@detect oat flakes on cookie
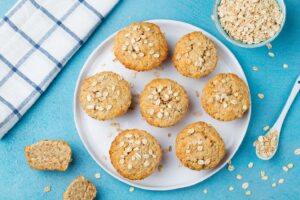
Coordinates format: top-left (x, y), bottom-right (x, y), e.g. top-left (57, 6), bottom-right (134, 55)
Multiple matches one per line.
top-left (173, 32), bottom-right (218, 78)
top-left (201, 73), bottom-right (250, 121)
top-left (109, 129), bottom-right (162, 180)
top-left (79, 71), bottom-right (131, 121)
top-left (140, 78), bottom-right (189, 127)
top-left (63, 176), bottom-right (96, 200)
top-left (176, 121), bottom-right (225, 170)
top-left (114, 22), bottom-right (168, 71)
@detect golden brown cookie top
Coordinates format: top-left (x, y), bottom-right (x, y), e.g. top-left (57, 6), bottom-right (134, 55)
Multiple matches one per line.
top-left (201, 73), bottom-right (250, 121)
top-left (109, 129), bottom-right (162, 180)
top-left (173, 32), bottom-right (218, 78)
top-left (140, 78), bottom-right (189, 127)
top-left (176, 121), bottom-right (225, 170)
top-left (79, 71), bottom-right (131, 120)
top-left (114, 22), bottom-right (168, 71)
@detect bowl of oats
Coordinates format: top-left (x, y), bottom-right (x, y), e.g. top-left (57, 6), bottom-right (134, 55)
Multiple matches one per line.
top-left (213, 0), bottom-right (286, 48)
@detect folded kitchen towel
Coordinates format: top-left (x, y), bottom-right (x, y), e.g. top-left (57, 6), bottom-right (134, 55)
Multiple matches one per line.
top-left (0, 0), bottom-right (119, 138)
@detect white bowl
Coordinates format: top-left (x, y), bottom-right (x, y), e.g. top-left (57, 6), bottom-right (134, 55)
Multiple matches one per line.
top-left (213, 0), bottom-right (286, 48)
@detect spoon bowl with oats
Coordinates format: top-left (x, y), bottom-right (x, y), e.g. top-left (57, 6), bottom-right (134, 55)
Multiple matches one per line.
top-left (255, 76), bottom-right (300, 160)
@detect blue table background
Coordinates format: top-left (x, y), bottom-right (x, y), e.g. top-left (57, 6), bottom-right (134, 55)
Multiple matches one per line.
top-left (0, 0), bottom-right (299, 199)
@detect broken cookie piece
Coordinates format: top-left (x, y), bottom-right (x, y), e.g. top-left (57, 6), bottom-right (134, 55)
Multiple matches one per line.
top-left (24, 140), bottom-right (72, 171)
top-left (63, 176), bottom-right (97, 200)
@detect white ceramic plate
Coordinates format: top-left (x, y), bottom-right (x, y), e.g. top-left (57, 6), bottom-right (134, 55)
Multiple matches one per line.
top-left (74, 20), bottom-right (251, 191)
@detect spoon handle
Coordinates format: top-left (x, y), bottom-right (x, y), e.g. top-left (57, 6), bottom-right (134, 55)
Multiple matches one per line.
top-left (274, 75), bottom-right (300, 131)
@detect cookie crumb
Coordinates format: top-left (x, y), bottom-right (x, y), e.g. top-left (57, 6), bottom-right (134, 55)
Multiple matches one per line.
top-left (248, 162), bottom-right (254, 169)
top-left (44, 186), bottom-right (51, 193)
top-left (282, 166), bottom-right (288, 172)
top-left (94, 172), bottom-right (101, 179)
top-left (278, 178), bottom-right (285, 184)
top-left (272, 182), bottom-right (277, 187)
top-left (229, 186), bottom-right (234, 191)
top-left (158, 164), bottom-right (163, 172)
top-left (129, 187), bottom-right (135, 192)
top-left (268, 52), bottom-right (275, 58)
top-left (245, 190), bottom-right (251, 196)
top-left (236, 174), bottom-right (242, 180)
top-left (167, 133), bottom-right (171, 138)
top-left (287, 163), bottom-right (294, 169)
top-left (203, 189), bottom-right (208, 194)
top-left (258, 93), bottom-right (265, 99)
top-left (266, 43), bottom-right (272, 50)
top-left (263, 125), bottom-right (270, 131)
top-left (294, 148), bottom-right (300, 155)
top-left (252, 66), bottom-right (258, 71)
top-left (283, 64), bottom-right (288, 69)
top-left (228, 164), bottom-right (235, 172)
top-left (242, 182), bottom-right (249, 190)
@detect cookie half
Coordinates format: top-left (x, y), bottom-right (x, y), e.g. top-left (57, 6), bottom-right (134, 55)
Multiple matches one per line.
top-left (109, 129), bottom-right (162, 180)
top-left (24, 140), bottom-right (72, 171)
top-left (79, 71), bottom-right (131, 120)
top-left (63, 176), bottom-right (96, 200)
top-left (201, 73), bottom-right (250, 121)
top-left (114, 22), bottom-right (169, 71)
top-left (140, 78), bottom-right (189, 127)
top-left (176, 121), bottom-right (225, 170)
top-left (173, 31), bottom-right (218, 78)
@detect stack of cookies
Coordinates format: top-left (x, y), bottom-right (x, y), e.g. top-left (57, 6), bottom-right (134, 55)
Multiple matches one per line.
top-left (78, 21), bottom-right (250, 181)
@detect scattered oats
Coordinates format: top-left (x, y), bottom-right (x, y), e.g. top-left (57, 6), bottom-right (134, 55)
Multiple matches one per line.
top-left (236, 174), bottom-right (242, 180)
top-left (268, 52), bottom-right (275, 58)
top-left (144, 160), bottom-right (150, 167)
top-left (287, 163), bottom-right (294, 169)
top-left (272, 182), bottom-right (277, 187)
top-left (248, 162), bottom-right (254, 169)
top-left (94, 172), bottom-right (101, 179)
top-left (211, 15), bottom-right (215, 21)
top-left (203, 189), bottom-right (208, 194)
top-left (193, 111), bottom-right (202, 117)
top-left (188, 128), bottom-right (195, 134)
top-left (229, 186), bottom-right (234, 191)
top-left (228, 165), bottom-right (235, 172)
top-left (129, 187), bottom-right (135, 192)
top-left (86, 95), bottom-right (92, 102)
top-left (242, 182), bottom-right (249, 190)
top-left (158, 164), bottom-right (163, 172)
top-left (294, 148), bottom-right (300, 155)
top-left (262, 176), bottom-right (269, 181)
top-left (283, 64), bottom-right (288, 69)
top-left (195, 90), bottom-right (200, 97)
top-left (260, 170), bottom-right (266, 177)
top-left (127, 163), bottom-right (132, 170)
top-left (278, 178), bottom-right (284, 184)
top-left (282, 166), bottom-right (288, 172)
top-left (266, 43), bottom-right (272, 50)
top-left (142, 139), bottom-right (148, 145)
top-left (252, 66), bottom-right (258, 71)
top-left (263, 125), bottom-right (270, 131)
top-left (258, 93), bottom-right (265, 99)
top-left (245, 190), bottom-right (251, 196)
top-left (44, 186), bottom-right (51, 193)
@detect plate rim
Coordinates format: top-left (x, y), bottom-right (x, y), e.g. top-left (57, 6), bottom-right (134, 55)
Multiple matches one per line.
top-left (73, 19), bottom-right (252, 191)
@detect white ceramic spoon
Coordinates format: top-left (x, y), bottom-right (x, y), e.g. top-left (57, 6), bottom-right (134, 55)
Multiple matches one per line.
top-left (256, 75), bottom-right (300, 160)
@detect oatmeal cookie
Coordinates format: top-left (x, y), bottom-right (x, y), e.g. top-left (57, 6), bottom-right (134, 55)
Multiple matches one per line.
top-left (176, 121), bottom-right (225, 170)
top-left (140, 78), bottom-right (189, 127)
top-left (114, 22), bottom-right (168, 71)
top-left (79, 71), bottom-right (131, 120)
top-left (63, 176), bottom-right (96, 200)
top-left (109, 129), bottom-right (162, 180)
top-left (201, 73), bottom-right (250, 121)
top-left (173, 32), bottom-right (218, 78)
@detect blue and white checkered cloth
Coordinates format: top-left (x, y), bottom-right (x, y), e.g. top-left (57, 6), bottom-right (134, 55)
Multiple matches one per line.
top-left (0, 0), bottom-right (118, 138)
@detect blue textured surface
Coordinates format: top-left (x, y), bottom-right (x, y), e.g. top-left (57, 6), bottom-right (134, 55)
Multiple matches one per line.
top-left (0, 0), bottom-right (299, 199)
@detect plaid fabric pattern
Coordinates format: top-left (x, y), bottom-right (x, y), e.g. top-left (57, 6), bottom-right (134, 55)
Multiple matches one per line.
top-left (0, 0), bottom-right (118, 138)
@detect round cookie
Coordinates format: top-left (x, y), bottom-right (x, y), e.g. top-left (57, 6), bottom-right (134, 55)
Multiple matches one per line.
top-left (173, 31), bottom-right (218, 78)
top-left (176, 121), bottom-right (225, 170)
top-left (109, 129), bottom-right (162, 180)
top-left (79, 71), bottom-right (131, 120)
top-left (201, 73), bottom-right (250, 121)
top-left (114, 22), bottom-right (169, 71)
top-left (140, 78), bottom-right (189, 127)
